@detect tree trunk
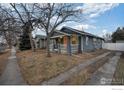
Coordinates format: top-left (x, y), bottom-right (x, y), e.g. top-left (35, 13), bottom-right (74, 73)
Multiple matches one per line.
top-left (3, 32), bottom-right (12, 49)
top-left (28, 32), bottom-right (35, 52)
top-left (46, 35), bottom-right (51, 57)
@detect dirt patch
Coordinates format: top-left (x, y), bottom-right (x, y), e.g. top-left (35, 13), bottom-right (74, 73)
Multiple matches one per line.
top-left (112, 52), bottom-right (124, 85)
top-left (17, 49), bottom-right (108, 85)
top-left (0, 50), bottom-right (10, 76)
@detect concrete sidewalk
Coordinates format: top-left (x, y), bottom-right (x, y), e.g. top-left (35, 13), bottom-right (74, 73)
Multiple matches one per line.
top-left (85, 52), bottom-right (121, 85)
top-left (0, 46), bottom-right (26, 85)
top-left (42, 52), bottom-right (110, 85)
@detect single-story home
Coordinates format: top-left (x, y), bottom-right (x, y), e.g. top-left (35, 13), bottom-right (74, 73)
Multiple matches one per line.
top-left (50, 26), bottom-right (104, 55)
top-left (34, 35), bottom-right (46, 49)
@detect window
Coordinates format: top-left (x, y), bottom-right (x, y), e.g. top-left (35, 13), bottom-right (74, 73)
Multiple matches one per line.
top-left (93, 38), bottom-right (96, 45)
top-left (93, 38), bottom-right (96, 42)
top-left (71, 34), bottom-right (78, 44)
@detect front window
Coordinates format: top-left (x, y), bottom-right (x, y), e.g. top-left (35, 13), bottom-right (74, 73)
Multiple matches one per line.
top-left (71, 34), bottom-right (78, 44)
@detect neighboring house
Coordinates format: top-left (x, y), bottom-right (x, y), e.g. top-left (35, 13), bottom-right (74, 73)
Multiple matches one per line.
top-left (34, 35), bottom-right (46, 49)
top-left (50, 26), bottom-right (104, 55)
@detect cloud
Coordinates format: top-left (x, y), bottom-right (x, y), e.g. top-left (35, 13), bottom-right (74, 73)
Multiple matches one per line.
top-left (102, 29), bottom-right (107, 35)
top-left (98, 29), bottom-right (113, 37)
top-left (77, 3), bottom-right (119, 18)
top-left (89, 13), bottom-right (100, 18)
top-left (75, 6), bottom-right (83, 10)
top-left (73, 24), bottom-right (96, 30)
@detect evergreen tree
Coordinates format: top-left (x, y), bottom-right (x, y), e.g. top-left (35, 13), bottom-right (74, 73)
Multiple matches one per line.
top-left (112, 27), bottom-right (124, 42)
top-left (19, 31), bottom-right (31, 51)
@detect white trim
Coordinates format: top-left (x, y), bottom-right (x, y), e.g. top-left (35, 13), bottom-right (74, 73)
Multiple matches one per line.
top-left (86, 36), bottom-right (89, 45)
top-left (50, 35), bottom-right (65, 38)
top-left (81, 36), bottom-right (83, 51)
top-left (40, 39), bottom-right (42, 48)
top-left (55, 30), bottom-right (71, 36)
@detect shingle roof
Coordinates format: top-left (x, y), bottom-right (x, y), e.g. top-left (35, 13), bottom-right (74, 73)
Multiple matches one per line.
top-left (50, 30), bottom-right (71, 38)
top-left (61, 26), bottom-right (104, 40)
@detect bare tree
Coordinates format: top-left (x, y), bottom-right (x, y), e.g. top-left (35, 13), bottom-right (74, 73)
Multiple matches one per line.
top-left (0, 3), bottom-right (82, 55)
top-left (34, 3), bottom-right (81, 57)
top-left (103, 33), bottom-right (112, 42)
top-left (0, 4), bottom-right (20, 48)
top-left (10, 3), bottom-right (38, 51)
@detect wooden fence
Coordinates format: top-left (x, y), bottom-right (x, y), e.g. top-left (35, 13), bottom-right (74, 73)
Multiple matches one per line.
top-left (102, 43), bottom-right (124, 51)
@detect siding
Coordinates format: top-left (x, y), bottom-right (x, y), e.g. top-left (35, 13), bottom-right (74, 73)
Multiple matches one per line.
top-left (82, 36), bottom-right (103, 52)
top-left (94, 39), bottom-right (102, 49)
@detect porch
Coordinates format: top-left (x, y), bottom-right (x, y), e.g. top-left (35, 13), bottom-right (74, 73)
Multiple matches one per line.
top-left (50, 34), bottom-right (83, 55)
top-left (50, 44), bottom-right (79, 54)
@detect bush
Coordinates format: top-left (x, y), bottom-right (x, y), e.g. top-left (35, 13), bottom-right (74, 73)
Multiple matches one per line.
top-left (19, 32), bottom-right (31, 51)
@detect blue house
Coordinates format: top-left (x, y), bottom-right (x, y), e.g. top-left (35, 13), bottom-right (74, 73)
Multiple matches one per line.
top-left (50, 26), bottom-right (104, 55)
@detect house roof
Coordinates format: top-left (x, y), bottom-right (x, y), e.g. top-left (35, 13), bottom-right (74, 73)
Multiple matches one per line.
top-left (50, 30), bottom-right (71, 38)
top-left (55, 30), bottom-right (71, 36)
top-left (61, 26), bottom-right (104, 40)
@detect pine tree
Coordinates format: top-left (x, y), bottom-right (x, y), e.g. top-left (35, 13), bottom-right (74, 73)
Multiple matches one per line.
top-left (112, 27), bottom-right (124, 42)
top-left (19, 31), bottom-right (31, 51)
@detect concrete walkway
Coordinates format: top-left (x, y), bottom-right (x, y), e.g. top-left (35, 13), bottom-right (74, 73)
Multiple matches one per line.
top-left (42, 52), bottom-right (111, 85)
top-left (0, 47), bottom-right (26, 85)
top-left (85, 52), bottom-right (121, 85)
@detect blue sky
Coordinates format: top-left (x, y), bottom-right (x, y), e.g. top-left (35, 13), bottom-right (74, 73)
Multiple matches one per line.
top-left (67, 3), bottom-right (124, 37)
top-left (85, 3), bottom-right (124, 37)
top-left (33, 3), bottom-right (124, 37)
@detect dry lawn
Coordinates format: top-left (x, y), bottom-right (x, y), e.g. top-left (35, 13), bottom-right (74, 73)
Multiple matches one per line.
top-left (63, 52), bottom-right (114, 85)
top-left (17, 49), bottom-right (108, 85)
top-left (0, 50), bottom-right (10, 76)
top-left (76, 49), bottom-right (108, 60)
top-left (112, 52), bottom-right (124, 85)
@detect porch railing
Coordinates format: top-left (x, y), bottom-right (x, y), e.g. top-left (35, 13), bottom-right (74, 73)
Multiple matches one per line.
top-left (60, 44), bottom-right (67, 53)
top-left (71, 44), bottom-right (78, 53)
top-left (50, 44), bottom-right (79, 53)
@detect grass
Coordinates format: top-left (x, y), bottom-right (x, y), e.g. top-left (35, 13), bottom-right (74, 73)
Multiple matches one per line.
top-left (112, 52), bottom-right (124, 85)
top-left (17, 49), bottom-right (108, 85)
top-left (0, 50), bottom-right (10, 76)
top-left (63, 53), bottom-right (114, 85)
